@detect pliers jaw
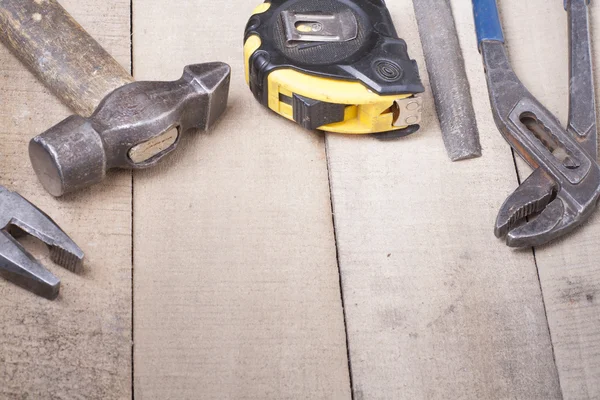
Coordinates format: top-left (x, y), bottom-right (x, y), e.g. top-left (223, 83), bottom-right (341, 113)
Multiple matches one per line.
top-left (496, 172), bottom-right (600, 248)
top-left (0, 231), bottom-right (61, 299)
top-left (494, 170), bottom-right (557, 241)
top-left (0, 186), bottom-right (83, 299)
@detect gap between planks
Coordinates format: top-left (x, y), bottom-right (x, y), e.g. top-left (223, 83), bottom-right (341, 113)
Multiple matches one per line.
top-left (326, 136), bottom-right (356, 400)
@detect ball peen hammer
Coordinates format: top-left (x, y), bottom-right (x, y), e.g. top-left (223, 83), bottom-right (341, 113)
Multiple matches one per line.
top-left (0, 0), bottom-right (231, 196)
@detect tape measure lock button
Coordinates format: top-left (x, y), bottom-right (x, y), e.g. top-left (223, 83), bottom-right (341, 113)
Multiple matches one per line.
top-left (291, 94), bottom-right (346, 130)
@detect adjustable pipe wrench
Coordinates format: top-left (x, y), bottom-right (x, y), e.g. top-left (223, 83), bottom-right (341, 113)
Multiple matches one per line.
top-left (474, 0), bottom-right (599, 247)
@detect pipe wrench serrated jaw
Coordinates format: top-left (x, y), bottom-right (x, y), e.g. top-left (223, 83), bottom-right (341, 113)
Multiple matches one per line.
top-left (496, 168), bottom-right (600, 248)
top-left (0, 186), bottom-right (84, 299)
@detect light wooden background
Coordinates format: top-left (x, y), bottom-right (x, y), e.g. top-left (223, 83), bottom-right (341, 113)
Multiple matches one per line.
top-left (0, 0), bottom-right (599, 399)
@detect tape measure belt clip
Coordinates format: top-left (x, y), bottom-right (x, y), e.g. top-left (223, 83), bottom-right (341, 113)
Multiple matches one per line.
top-left (281, 9), bottom-right (358, 46)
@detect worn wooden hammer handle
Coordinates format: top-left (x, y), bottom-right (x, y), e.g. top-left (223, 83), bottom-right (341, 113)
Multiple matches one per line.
top-left (0, 0), bottom-right (134, 116)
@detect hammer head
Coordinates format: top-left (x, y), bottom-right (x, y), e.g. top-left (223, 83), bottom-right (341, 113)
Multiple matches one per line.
top-left (29, 62), bottom-right (231, 197)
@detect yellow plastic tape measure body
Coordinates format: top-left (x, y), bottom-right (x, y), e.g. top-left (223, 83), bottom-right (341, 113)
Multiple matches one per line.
top-left (244, 1), bottom-right (424, 136)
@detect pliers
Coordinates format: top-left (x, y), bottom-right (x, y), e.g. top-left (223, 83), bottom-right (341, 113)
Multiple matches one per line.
top-left (0, 186), bottom-right (83, 299)
top-left (473, 0), bottom-right (599, 247)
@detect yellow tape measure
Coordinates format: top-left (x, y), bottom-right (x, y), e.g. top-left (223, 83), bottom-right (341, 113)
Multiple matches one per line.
top-left (244, 0), bottom-right (425, 138)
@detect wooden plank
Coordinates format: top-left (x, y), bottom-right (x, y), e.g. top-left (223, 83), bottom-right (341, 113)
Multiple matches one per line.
top-left (499, 1), bottom-right (600, 398)
top-left (326, 0), bottom-right (562, 398)
top-left (131, 1), bottom-right (350, 399)
top-left (0, 1), bottom-right (132, 399)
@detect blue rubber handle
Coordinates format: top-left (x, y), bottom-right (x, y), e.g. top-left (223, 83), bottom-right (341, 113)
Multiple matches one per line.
top-left (473, 0), bottom-right (505, 45)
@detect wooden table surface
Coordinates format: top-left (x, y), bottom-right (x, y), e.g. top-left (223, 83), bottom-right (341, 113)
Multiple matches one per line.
top-left (1, 0), bottom-right (599, 399)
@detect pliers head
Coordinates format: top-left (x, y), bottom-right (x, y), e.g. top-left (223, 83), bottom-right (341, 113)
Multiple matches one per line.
top-left (482, 40), bottom-right (600, 247)
top-left (495, 168), bottom-right (600, 247)
top-left (0, 186), bottom-right (83, 299)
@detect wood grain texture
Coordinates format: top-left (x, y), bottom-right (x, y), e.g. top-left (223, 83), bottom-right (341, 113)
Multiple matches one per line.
top-left (0, 1), bottom-right (132, 399)
top-left (326, 0), bottom-right (562, 398)
top-left (499, 1), bottom-right (600, 398)
top-left (0, 0), bottom-right (133, 116)
top-left (131, 1), bottom-right (350, 399)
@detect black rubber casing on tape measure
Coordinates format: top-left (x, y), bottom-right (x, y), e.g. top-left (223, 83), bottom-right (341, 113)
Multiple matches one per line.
top-left (245, 0), bottom-right (425, 116)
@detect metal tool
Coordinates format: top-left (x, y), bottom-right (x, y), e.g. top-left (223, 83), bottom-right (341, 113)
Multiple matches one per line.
top-left (413, 0), bottom-right (482, 161)
top-left (244, 0), bottom-right (424, 137)
top-left (0, 0), bottom-right (231, 197)
top-left (0, 187), bottom-right (84, 299)
top-left (473, 0), bottom-right (599, 247)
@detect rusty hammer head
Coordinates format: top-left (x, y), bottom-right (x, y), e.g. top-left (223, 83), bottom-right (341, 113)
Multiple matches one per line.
top-left (29, 62), bottom-right (231, 197)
